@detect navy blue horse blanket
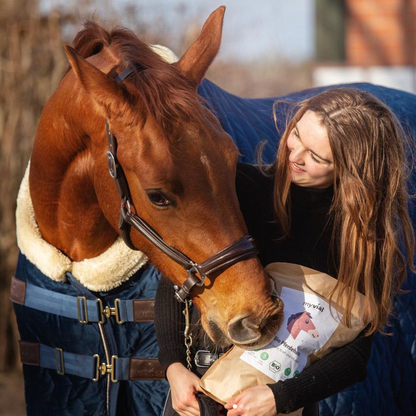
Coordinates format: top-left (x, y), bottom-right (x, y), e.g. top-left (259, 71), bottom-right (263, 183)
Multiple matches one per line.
top-left (198, 80), bottom-right (416, 416)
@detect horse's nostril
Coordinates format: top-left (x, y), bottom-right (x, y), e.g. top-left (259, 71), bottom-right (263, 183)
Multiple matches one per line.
top-left (228, 315), bottom-right (261, 344)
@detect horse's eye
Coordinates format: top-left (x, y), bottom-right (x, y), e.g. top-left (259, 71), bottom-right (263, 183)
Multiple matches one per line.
top-left (305, 319), bottom-right (309, 324)
top-left (146, 190), bottom-right (173, 207)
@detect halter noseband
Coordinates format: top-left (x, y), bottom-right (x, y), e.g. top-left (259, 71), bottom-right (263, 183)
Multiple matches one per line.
top-left (106, 67), bottom-right (258, 302)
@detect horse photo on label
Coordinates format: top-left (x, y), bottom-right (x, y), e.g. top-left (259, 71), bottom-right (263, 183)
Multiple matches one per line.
top-left (287, 311), bottom-right (319, 340)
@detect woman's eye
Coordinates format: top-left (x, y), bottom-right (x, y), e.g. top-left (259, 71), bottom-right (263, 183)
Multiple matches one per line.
top-left (310, 153), bottom-right (321, 164)
top-left (146, 191), bottom-right (173, 207)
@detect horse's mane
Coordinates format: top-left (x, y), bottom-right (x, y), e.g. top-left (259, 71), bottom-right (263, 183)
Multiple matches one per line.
top-left (68, 21), bottom-right (206, 135)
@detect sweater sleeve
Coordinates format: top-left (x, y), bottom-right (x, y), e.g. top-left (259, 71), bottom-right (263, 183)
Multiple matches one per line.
top-left (268, 331), bottom-right (374, 414)
top-left (154, 275), bottom-right (188, 370)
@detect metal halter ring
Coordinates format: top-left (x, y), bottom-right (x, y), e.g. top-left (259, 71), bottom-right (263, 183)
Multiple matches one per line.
top-left (187, 263), bottom-right (206, 286)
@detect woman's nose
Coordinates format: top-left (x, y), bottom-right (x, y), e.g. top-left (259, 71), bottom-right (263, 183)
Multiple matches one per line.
top-left (289, 145), bottom-right (305, 164)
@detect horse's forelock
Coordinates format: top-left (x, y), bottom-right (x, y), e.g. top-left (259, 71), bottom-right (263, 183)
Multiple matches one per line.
top-left (73, 21), bottom-right (112, 58)
top-left (68, 21), bottom-right (208, 139)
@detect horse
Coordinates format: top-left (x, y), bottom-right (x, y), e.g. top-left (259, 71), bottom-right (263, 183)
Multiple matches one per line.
top-left (25, 6), bottom-right (283, 348)
top-left (11, 7), bottom-right (284, 416)
top-left (286, 311), bottom-right (319, 340)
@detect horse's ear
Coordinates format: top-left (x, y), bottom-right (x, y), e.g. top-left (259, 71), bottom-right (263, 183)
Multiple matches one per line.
top-left (175, 6), bottom-right (225, 88)
top-left (63, 45), bottom-right (130, 118)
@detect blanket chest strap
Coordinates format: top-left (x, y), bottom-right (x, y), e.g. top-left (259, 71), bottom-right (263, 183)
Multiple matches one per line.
top-left (19, 341), bottom-right (164, 381)
top-left (10, 277), bottom-right (154, 324)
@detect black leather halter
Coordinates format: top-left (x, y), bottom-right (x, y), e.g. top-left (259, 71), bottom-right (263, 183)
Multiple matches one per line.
top-left (105, 68), bottom-right (258, 302)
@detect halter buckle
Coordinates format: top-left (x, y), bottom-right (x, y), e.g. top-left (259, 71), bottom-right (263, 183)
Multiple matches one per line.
top-left (173, 285), bottom-right (188, 303)
top-left (173, 265), bottom-right (206, 303)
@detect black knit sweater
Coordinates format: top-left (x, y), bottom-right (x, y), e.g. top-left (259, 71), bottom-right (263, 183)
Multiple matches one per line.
top-left (155, 163), bottom-right (373, 414)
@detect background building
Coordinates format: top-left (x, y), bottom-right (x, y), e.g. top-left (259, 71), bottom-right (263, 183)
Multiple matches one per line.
top-left (314, 0), bottom-right (416, 93)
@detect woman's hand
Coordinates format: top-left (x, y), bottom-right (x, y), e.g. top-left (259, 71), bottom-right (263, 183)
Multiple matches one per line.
top-left (166, 362), bottom-right (202, 416)
top-left (224, 385), bottom-right (277, 416)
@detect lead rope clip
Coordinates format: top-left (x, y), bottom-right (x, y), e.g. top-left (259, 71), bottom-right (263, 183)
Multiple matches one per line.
top-left (183, 299), bottom-right (193, 371)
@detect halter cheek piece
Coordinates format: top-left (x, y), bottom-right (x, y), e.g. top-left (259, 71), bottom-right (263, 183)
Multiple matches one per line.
top-left (106, 67), bottom-right (258, 302)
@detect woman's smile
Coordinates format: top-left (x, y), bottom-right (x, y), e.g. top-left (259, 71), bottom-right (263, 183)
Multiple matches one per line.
top-left (290, 162), bottom-right (306, 173)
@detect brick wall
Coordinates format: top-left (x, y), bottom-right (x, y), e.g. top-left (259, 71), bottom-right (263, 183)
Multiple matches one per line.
top-left (346, 0), bottom-right (416, 65)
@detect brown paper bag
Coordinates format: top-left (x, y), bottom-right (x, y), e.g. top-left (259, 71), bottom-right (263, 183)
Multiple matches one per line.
top-left (200, 262), bottom-right (368, 413)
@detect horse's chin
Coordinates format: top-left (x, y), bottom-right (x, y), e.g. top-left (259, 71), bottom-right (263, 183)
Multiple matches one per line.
top-left (205, 332), bottom-right (276, 351)
top-left (203, 319), bottom-right (233, 348)
top-left (232, 336), bottom-right (274, 351)
top-left (203, 319), bottom-right (280, 351)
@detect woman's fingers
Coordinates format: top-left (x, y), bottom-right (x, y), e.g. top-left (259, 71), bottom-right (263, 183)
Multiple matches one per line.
top-left (173, 391), bottom-right (200, 416)
top-left (224, 385), bottom-right (277, 416)
top-left (167, 363), bottom-right (202, 416)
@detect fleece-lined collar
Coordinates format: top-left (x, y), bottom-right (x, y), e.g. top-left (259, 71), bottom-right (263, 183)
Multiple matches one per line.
top-left (16, 165), bottom-right (148, 292)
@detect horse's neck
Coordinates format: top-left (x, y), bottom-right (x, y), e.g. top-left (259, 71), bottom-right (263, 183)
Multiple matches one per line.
top-left (30, 99), bottom-right (118, 261)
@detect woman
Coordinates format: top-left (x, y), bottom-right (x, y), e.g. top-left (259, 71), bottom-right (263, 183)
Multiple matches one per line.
top-left (155, 88), bottom-right (415, 416)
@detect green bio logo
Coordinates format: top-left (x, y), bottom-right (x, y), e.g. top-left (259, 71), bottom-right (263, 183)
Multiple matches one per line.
top-left (284, 367), bottom-right (291, 376)
top-left (293, 370), bottom-right (300, 377)
top-left (269, 360), bottom-right (281, 373)
top-left (260, 352), bottom-right (269, 360)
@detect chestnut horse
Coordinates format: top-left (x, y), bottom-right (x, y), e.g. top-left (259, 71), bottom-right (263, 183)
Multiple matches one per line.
top-left (28, 7), bottom-right (282, 349)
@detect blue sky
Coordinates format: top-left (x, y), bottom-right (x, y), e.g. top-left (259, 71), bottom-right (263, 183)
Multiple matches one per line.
top-left (41, 0), bottom-right (315, 62)
top-left (134, 0), bottom-right (315, 62)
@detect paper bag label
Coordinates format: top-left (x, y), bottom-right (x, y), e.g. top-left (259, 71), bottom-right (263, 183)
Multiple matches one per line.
top-left (240, 286), bottom-right (341, 382)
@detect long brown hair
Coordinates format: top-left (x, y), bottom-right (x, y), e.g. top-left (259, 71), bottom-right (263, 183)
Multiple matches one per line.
top-left (273, 88), bottom-right (415, 334)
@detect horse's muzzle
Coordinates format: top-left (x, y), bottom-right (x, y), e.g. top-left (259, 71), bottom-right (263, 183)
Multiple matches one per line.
top-left (207, 296), bottom-right (284, 349)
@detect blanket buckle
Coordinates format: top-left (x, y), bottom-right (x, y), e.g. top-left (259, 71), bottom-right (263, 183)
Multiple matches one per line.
top-left (102, 299), bottom-right (123, 324)
top-left (94, 355), bottom-right (119, 383)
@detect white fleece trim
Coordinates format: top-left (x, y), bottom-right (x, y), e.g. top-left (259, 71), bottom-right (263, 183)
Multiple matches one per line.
top-left (150, 45), bottom-right (179, 63)
top-left (16, 164), bottom-right (148, 291)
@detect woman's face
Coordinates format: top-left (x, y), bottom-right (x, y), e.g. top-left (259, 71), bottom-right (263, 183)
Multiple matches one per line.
top-left (286, 110), bottom-right (334, 189)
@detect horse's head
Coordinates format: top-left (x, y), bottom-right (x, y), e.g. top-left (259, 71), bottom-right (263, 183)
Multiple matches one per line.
top-left (30, 7), bottom-right (283, 349)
